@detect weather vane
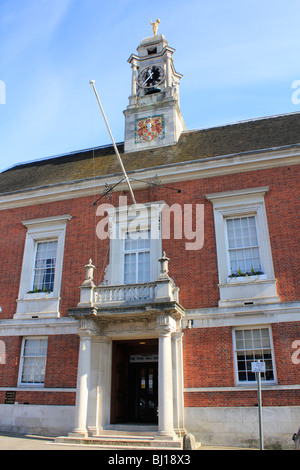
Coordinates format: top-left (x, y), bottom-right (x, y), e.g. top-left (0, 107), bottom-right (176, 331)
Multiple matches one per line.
top-left (150, 19), bottom-right (160, 35)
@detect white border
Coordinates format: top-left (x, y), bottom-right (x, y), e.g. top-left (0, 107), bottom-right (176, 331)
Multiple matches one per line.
top-left (17, 336), bottom-right (48, 388)
top-left (232, 325), bottom-right (277, 386)
top-left (106, 202), bottom-right (164, 285)
top-left (206, 187), bottom-right (279, 306)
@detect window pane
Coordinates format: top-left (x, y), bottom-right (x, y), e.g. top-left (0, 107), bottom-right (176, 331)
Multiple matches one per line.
top-left (138, 252), bottom-right (150, 283)
top-left (226, 217), bottom-right (262, 275)
top-left (234, 328), bottom-right (275, 383)
top-left (21, 338), bottom-right (47, 384)
top-left (124, 230), bottom-right (150, 284)
top-left (229, 251), bottom-right (238, 273)
top-left (125, 230), bottom-right (150, 251)
top-left (33, 241), bottom-right (57, 292)
top-left (124, 253), bottom-right (136, 284)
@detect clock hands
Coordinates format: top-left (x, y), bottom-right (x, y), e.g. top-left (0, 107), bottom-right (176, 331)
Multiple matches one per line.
top-left (142, 69), bottom-right (154, 87)
top-left (138, 65), bottom-right (164, 89)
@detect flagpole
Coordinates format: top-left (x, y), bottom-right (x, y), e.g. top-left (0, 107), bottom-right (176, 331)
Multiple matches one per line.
top-left (89, 80), bottom-right (136, 205)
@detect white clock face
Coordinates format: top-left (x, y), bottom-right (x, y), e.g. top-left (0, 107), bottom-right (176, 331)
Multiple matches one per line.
top-left (137, 65), bottom-right (165, 89)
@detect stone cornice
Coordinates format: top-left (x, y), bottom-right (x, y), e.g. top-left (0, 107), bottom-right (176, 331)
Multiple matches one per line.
top-left (0, 317), bottom-right (78, 336)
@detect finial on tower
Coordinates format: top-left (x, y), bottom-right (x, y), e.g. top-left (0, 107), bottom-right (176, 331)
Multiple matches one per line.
top-left (150, 19), bottom-right (160, 35)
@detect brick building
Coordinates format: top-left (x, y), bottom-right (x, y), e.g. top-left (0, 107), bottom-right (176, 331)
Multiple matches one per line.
top-left (0, 31), bottom-right (299, 448)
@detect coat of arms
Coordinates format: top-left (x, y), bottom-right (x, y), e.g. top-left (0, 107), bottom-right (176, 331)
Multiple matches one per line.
top-left (135, 115), bottom-right (165, 144)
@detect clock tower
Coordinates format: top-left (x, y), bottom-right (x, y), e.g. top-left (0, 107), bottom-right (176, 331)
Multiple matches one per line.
top-left (124, 25), bottom-right (186, 153)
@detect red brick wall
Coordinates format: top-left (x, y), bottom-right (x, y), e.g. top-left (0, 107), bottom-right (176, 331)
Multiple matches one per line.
top-left (0, 390), bottom-right (76, 406)
top-left (0, 165), bottom-right (299, 318)
top-left (183, 327), bottom-right (235, 388)
top-left (0, 195), bottom-right (108, 319)
top-left (183, 322), bottom-right (300, 407)
top-left (184, 389), bottom-right (300, 407)
top-left (0, 165), bottom-right (299, 408)
top-left (44, 335), bottom-right (79, 388)
top-left (0, 336), bottom-right (22, 386)
top-left (0, 335), bottom-right (78, 405)
top-left (272, 322), bottom-right (300, 385)
top-left (162, 164), bottom-right (300, 308)
top-left (0, 213), bottom-right (26, 320)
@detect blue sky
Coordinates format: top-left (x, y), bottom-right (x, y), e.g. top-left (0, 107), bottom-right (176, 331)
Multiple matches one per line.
top-left (0, 0), bottom-right (300, 173)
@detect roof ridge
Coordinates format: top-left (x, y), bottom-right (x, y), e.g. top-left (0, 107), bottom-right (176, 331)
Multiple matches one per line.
top-left (183, 111), bottom-right (300, 135)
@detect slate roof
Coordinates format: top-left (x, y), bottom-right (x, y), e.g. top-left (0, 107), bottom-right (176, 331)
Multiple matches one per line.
top-left (1, 112), bottom-right (300, 195)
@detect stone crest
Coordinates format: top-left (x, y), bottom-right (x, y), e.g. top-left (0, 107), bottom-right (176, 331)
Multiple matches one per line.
top-left (135, 115), bottom-right (165, 143)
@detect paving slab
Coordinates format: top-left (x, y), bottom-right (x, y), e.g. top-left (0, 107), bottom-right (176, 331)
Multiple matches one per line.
top-left (0, 432), bottom-right (258, 451)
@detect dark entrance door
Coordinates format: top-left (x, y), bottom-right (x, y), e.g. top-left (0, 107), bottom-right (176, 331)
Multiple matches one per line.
top-left (129, 361), bottom-right (158, 423)
top-left (110, 339), bottom-right (158, 424)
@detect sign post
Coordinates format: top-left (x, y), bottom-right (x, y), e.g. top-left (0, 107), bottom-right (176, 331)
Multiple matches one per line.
top-left (251, 360), bottom-right (265, 450)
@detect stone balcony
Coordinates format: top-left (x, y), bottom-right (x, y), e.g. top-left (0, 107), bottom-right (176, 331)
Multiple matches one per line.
top-left (69, 253), bottom-right (184, 321)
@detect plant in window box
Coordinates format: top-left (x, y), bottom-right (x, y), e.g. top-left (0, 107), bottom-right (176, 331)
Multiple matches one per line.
top-left (26, 286), bottom-right (53, 298)
top-left (227, 267), bottom-right (265, 283)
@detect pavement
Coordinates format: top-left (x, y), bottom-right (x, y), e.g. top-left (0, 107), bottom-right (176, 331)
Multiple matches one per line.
top-left (0, 432), bottom-right (98, 450)
top-left (0, 432), bottom-right (257, 451)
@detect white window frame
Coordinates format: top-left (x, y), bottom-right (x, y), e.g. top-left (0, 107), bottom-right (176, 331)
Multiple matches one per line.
top-left (232, 326), bottom-right (277, 385)
top-left (206, 187), bottom-right (279, 307)
top-left (32, 239), bottom-right (58, 293)
top-left (18, 336), bottom-right (48, 387)
top-left (105, 202), bottom-right (164, 285)
top-left (15, 215), bottom-right (72, 319)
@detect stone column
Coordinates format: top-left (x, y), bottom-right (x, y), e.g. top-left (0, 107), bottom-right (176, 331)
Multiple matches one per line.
top-left (157, 315), bottom-right (176, 439)
top-left (96, 337), bottom-right (112, 431)
top-left (166, 52), bottom-right (173, 88)
top-left (128, 59), bottom-right (138, 106)
top-left (172, 331), bottom-right (185, 435)
top-left (69, 327), bottom-right (92, 438)
top-left (131, 60), bottom-right (138, 96)
top-left (86, 336), bottom-right (112, 436)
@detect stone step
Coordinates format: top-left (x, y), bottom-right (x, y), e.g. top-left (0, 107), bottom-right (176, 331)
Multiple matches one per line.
top-left (96, 433), bottom-right (155, 440)
top-left (55, 425), bottom-right (183, 449)
top-left (101, 424), bottom-right (158, 437)
top-left (55, 435), bottom-right (183, 449)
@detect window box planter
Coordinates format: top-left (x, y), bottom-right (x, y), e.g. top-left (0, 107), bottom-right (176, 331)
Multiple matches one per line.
top-left (227, 272), bottom-right (267, 283)
top-left (25, 291), bottom-right (54, 299)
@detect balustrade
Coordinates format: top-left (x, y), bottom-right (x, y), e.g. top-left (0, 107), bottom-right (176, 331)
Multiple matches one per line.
top-left (77, 253), bottom-right (179, 308)
top-left (94, 282), bottom-right (157, 305)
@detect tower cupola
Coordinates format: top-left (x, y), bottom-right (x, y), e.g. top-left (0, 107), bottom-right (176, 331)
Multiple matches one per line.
top-left (124, 22), bottom-right (186, 152)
